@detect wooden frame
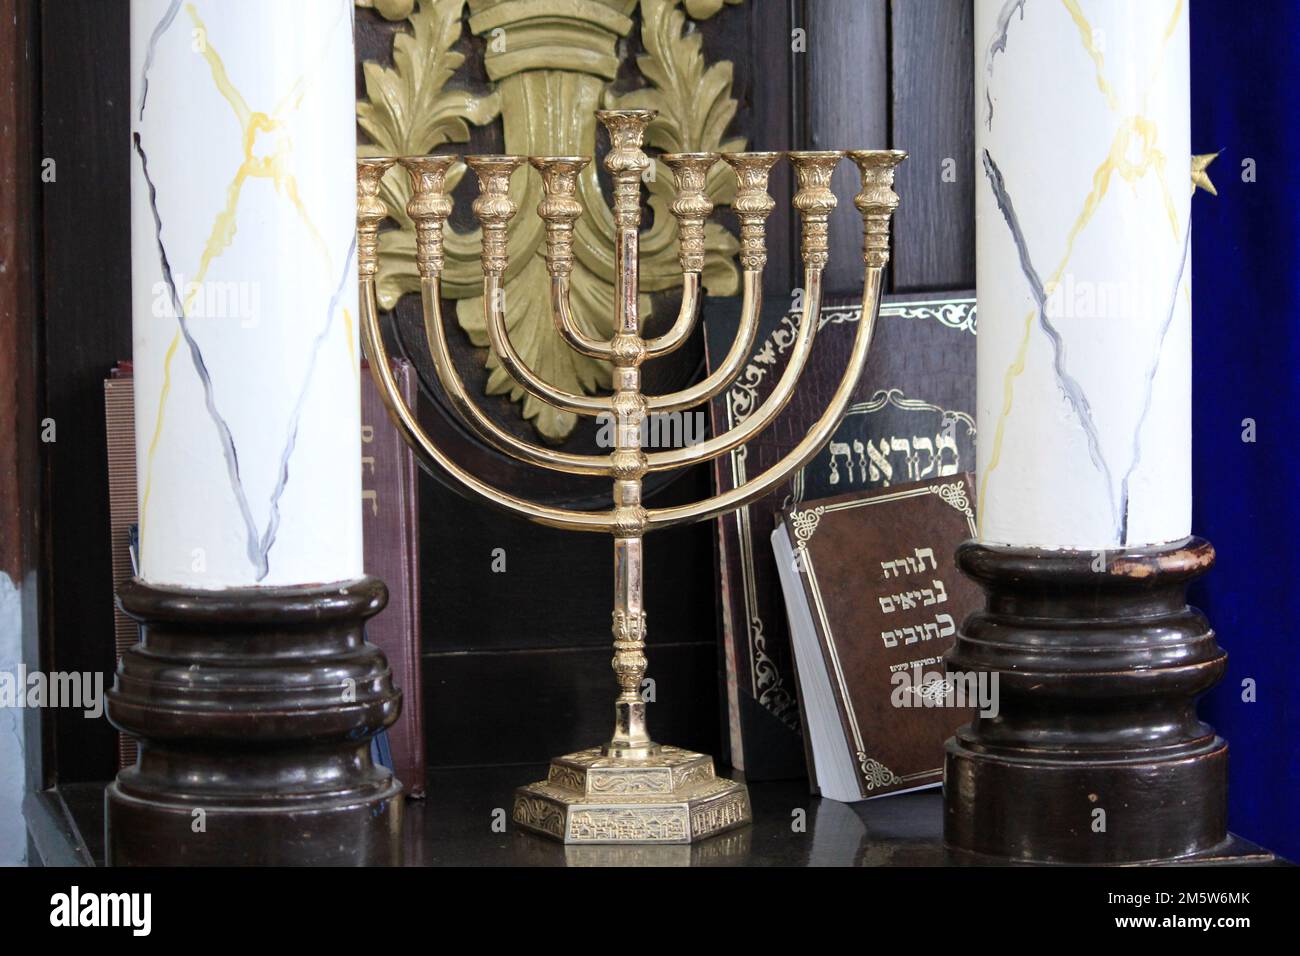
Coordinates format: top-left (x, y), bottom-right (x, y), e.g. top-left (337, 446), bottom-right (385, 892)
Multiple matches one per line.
top-left (1, 0), bottom-right (47, 809)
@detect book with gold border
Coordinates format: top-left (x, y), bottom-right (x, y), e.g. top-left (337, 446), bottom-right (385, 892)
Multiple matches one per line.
top-left (771, 475), bottom-right (981, 801)
top-left (705, 291), bottom-right (977, 778)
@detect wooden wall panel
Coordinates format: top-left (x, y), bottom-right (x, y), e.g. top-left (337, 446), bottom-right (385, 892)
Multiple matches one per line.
top-left (420, 465), bottom-right (716, 655)
top-left (40, 0), bottom-right (132, 784)
top-left (745, 0), bottom-right (801, 297)
top-left (889, 0), bottom-right (975, 291)
top-left (423, 642), bottom-right (719, 769)
top-left (803, 0), bottom-right (889, 297)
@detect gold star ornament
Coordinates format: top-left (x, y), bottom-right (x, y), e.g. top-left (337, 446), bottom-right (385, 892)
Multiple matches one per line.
top-left (1191, 151), bottom-right (1220, 196)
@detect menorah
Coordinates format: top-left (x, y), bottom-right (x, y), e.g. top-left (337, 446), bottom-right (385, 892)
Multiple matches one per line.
top-left (356, 108), bottom-right (903, 845)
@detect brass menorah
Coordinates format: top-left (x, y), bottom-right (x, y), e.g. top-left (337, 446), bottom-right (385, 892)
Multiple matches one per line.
top-left (357, 108), bottom-right (903, 845)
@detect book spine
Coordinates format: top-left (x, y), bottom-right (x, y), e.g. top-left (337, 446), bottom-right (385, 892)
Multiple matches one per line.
top-left (360, 360), bottom-right (425, 798)
top-left (105, 375), bottom-right (139, 769)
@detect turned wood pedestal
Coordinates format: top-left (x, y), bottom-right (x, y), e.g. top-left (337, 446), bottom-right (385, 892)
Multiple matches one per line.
top-left (105, 578), bottom-right (404, 866)
top-left (944, 537), bottom-right (1230, 864)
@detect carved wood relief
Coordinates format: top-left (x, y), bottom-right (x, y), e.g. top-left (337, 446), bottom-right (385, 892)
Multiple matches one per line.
top-left (356, 0), bottom-right (745, 441)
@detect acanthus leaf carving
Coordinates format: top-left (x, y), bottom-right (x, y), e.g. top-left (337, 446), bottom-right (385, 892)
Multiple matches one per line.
top-left (357, 0), bottom-right (746, 441)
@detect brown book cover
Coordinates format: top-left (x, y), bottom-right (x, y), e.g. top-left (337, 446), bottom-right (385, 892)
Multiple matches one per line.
top-left (771, 474), bottom-right (982, 801)
top-left (105, 360), bottom-right (425, 796)
top-left (705, 291), bottom-right (977, 779)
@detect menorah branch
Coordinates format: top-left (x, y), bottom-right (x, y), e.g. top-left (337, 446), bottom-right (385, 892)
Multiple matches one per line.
top-left (550, 274), bottom-right (613, 360)
top-left (468, 154), bottom-right (614, 418)
top-left (532, 155), bottom-right (616, 362)
top-left (482, 273), bottom-right (613, 416)
top-left (645, 265), bottom-right (822, 471)
top-left (646, 151), bottom-right (781, 413)
top-left (393, 155), bottom-right (614, 473)
top-left (646, 270), bottom-right (763, 414)
top-left (417, 276), bottom-right (613, 476)
top-left (357, 157), bottom-right (612, 532)
top-left (643, 272), bottom-right (702, 357)
top-left (647, 265), bottom-right (887, 531)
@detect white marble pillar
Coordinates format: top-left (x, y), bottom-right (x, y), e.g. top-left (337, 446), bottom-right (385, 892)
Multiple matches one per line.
top-left (974, 0), bottom-right (1192, 549)
top-left (129, 0), bottom-right (362, 587)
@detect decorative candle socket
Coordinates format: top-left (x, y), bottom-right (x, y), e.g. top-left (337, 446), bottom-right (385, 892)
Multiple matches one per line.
top-left (358, 111), bottom-right (905, 844)
top-left (113, 1), bottom-right (402, 864)
top-left (947, 1), bottom-right (1238, 864)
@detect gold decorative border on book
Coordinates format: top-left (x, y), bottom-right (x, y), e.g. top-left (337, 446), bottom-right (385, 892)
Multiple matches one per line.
top-left (788, 504), bottom-right (826, 558)
top-left (857, 755), bottom-right (902, 791)
top-left (930, 480), bottom-right (976, 524)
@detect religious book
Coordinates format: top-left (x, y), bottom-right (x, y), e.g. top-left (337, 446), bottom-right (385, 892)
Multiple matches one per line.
top-left (771, 474), bottom-right (982, 802)
top-left (104, 360), bottom-right (426, 796)
top-left (706, 291), bottom-right (977, 779)
top-left (358, 358), bottom-right (426, 798)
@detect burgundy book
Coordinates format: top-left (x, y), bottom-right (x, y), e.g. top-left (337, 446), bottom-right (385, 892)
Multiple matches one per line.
top-left (105, 360), bottom-right (425, 797)
top-left (705, 291), bottom-right (977, 779)
top-left (771, 475), bottom-right (982, 801)
top-left (359, 358), bottom-right (425, 797)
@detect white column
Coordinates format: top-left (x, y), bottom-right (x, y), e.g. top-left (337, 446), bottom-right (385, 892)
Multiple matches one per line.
top-left (974, 0), bottom-right (1192, 550)
top-left (129, 0), bottom-right (362, 587)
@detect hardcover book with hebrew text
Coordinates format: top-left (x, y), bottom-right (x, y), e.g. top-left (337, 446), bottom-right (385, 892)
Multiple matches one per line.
top-left (706, 291), bottom-right (977, 779)
top-left (771, 475), bottom-right (981, 802)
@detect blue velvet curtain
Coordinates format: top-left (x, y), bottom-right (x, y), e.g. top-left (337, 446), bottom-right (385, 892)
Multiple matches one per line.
top-left (1190, 0), bottom-right (1300, 861)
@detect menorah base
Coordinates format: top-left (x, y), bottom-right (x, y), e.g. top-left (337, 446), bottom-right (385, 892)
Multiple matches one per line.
top-left (511, 745), bottom-right (751, 844)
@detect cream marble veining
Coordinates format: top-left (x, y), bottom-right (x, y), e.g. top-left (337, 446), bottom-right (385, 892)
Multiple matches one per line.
top-left (974, 0), bottom-right (1193, 550)
top-left (129, 0), bottom-right (363, 587)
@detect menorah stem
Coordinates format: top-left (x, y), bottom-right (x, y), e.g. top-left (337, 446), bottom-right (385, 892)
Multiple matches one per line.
top-left (605, 242), bottom-right (653, 756)
top-left (609, 533), bottom-right (653, 757)
top-left (597, 110), bottom-right (658, 758)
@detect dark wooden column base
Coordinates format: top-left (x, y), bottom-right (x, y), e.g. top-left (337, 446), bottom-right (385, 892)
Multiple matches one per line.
top-left (944, 537), bottom-right (1228, 864)
top-left (106, 577), bottom-right (404, 866)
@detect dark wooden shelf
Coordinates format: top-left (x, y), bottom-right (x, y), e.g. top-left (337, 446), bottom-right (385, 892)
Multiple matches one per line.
top-left (31, 768), bottom-right (1283, 867)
